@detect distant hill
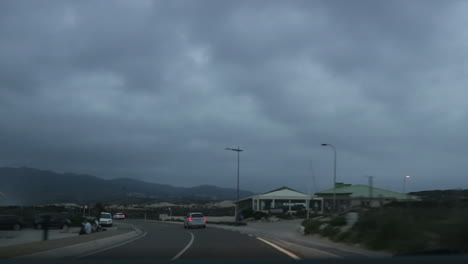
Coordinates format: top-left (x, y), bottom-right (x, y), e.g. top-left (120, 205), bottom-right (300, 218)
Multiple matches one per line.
top-left (0, 167), bottom-right (254, 205)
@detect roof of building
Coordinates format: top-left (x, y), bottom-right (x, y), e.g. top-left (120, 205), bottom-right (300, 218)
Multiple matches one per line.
top-left (238, 186), bottom-right (309, 201)
top-left (262, 186), bottom-right (307, 195)
top-left (314, 184), bottom-right (418, 200)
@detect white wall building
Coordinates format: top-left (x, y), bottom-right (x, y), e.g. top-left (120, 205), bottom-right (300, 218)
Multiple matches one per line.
top-left (237, 186), bottom-right (311, 213)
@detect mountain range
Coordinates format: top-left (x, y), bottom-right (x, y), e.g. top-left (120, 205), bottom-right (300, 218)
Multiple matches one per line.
top-left (0, 167), bottom-right (254, 205)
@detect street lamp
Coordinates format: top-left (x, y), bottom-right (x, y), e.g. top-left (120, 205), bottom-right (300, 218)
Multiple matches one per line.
top-left (321, 143), bottom-right (337, 212)
top-left (226, 147), bottom-right (243, 221)
top-left (403, 175), bottom-right (411, 196)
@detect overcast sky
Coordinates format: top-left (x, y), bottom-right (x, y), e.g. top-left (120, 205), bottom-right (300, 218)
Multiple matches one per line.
top-left (2, 0), bottom-right (468, 194)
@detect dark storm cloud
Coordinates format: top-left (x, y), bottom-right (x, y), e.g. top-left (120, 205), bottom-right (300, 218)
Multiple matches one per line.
top-left (1, 0), bottom-right (468, 193)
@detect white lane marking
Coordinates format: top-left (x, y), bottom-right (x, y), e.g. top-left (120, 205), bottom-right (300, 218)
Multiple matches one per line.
top-left (274, 238), bottom-right (340, 258)
top-left (171, 231), bottom-right (194, 261)
top-left (256, 237), bottom-right (301, 260)
top-left (78, 229), bottom-right (148, 258)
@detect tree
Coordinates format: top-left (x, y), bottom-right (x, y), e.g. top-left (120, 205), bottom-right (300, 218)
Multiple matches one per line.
top-left (94, 202), bottom-right (105, 215)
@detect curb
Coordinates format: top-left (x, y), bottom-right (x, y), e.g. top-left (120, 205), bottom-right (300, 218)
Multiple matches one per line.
top-left (16, 226), bottom-right (144, 259)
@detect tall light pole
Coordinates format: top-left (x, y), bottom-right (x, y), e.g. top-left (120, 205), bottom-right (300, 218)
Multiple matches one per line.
top-left (364, 175), bottom-right (375, 207)
top-left (321, 144), bottom-right (337, 212)
top-left (403, 175), bottom-right (411, 198)
top-left (226, 147), bottom-right (243, 221)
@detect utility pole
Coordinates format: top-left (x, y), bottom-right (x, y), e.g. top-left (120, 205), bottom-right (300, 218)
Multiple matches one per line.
top-left (321, 144), bottom-right (337, 213)
top-left (403, 175), bottom-right (411, 197)
top-left (226, 147), bottom-right (243, 221)
top-left (365, 175), bottom-right (375, 207)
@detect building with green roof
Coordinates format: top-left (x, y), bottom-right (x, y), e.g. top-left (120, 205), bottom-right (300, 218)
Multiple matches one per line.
top-left (311, 182), bottom-right (419, 213)
top-left (236, 183), bottom-right (419, 216)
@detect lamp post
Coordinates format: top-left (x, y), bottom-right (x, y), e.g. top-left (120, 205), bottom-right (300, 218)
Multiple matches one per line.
top-left (226, 147), bottom-right (243, 221)
top-left (404, 175), bottom-right (411, 198)
top-left (321, 143), bottom-right (337, 212)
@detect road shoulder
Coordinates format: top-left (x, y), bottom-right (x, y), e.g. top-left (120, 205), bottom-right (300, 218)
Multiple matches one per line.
top-left (208, 220), bottom-right (390, 258)
top-left (0, 223), bottom-right (140, 259)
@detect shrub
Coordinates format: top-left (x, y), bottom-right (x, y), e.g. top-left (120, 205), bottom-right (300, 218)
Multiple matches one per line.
top-left (336, 230), bottom-right (351, 242)
top-left (329, 215), bottom-right (346, 226)
top-left (253, 211), bottom-right (269, 220)
top-left (295, 208), bottom-right (307, 218)
top-left (319, 225), bottom-right (340, 239)
top-left (241, 209), bottom-right (254, 219)
top-left (69, 216), bottom-right (85, 226)
top-left (439, 214), bottom-right (468, 252)
top-left (302, 219), bottom-right (322, 235)
top-left (351, 208), bottom-right (431, 253)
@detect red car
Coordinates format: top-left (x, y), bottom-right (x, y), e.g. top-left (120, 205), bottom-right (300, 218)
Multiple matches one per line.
top-left (113, 212), bottom-right (126, 220)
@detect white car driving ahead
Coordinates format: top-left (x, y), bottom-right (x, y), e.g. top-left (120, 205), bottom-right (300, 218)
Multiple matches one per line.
top-left (99, 212), bottom-right (113, 227)
top-left (184, 212), bottom-right (206, 229)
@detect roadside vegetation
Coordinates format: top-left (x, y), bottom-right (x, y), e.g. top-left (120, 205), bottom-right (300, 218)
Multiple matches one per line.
top-left (207, 221), bottom-right (247, 226)
top-left (302, 215), bottom-right (345, 238)
top-left (302, 200), bottom-right (468, 254)
top-left (241, 206), bottom-right (307, 221)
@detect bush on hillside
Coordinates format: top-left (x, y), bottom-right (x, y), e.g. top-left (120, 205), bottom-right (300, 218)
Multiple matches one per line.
top-left (304, 206), bottom-right (468, 254)
top-left (241, 209), bottom-right (254, 219)
top-left (302, 219), bottom-right (322, 235)
top-left (345, 207), bottom-right (464, 253)
top-left (328, 215), bottom-right (346, 226)
top-left (319, 225), bottom-right (340, 240)
top-left (69, 216), bottom-right (86, 226)
top-left (253, 211), bottom-right (269, 220)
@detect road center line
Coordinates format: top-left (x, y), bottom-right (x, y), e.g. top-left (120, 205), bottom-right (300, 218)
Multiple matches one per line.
top-left (171, 231), bottom-right (194, 261)
top-left (256, 237), bottom-right (301, 260)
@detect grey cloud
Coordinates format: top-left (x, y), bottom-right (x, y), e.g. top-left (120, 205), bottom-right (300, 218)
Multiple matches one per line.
top-left (1, 0), bottom-right (468, 193)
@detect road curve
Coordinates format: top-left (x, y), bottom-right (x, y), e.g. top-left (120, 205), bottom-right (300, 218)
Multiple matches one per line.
top-left (83, 220), bottom-right (293, 261)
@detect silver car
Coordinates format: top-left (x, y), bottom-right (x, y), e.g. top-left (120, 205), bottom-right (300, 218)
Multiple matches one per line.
top-left (183, 212), bottom-right (206, 229)
top-left (99, 212), bottom-right (113, 227)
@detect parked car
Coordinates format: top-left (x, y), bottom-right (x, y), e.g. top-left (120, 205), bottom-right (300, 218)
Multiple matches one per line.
top-left (34, 214), bottom-right (71, 230)
top-left (113, 212), bottom-right (126, 220)
top-left (183, 212), bottom-right (206, 229)
top-left (99, 212), bottom-right (113, 227)
top-left (0, 215), bottom-right (24, 230)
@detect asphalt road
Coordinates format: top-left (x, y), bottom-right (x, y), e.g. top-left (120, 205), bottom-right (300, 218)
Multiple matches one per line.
top-left (83, 220), bottom-right (295, 261)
